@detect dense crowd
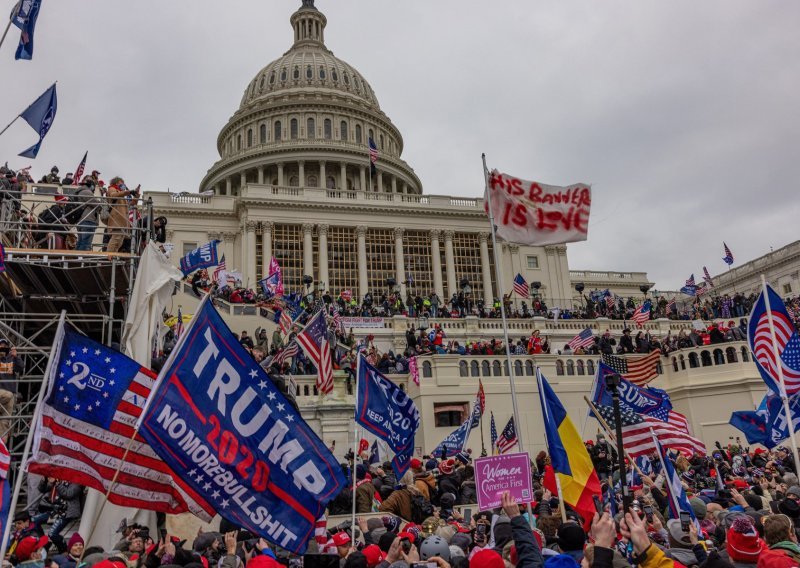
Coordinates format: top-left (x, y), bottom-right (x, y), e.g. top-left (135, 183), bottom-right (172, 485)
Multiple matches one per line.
top-left (0, 163), bottom-right (166, 252)
top-left (10, 440), bottom-right (800, 568)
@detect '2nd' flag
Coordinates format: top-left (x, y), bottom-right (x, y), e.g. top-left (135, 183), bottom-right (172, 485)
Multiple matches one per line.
top-left (138, 297), bottom-right (346, 554)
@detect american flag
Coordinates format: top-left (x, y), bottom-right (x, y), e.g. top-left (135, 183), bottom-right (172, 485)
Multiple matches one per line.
top-left (685, 274), bottom-right (696, 288)
top-left (212, 255), bottom-right (226, 284)
top-left (330, 305), bottom-right (344, 334)
top-left (631, 300), bottom-right (652, 327)
top-left (270, 340), bottom-right (299, 368)
top-left (0, 438), bottom-right (9, 479)
top-left (279, 310), bottom-right (293, 335)
top-left (496, 417), bottom-right (518, 454)
top-left (592, 404), bottom-right (705, 458)
top-left (73, 151), bottom-right (87, 184)
top-left (723, 242), bottom-right (734, 266)
top-left (605, 293), bottom-right (616, 309)
top-left (666, 298), bottom-right (676, 314)
top-left (490, 412), bottom-right (498, 454)
top-left (668, 410), bottom-right (692, 435)
top-left (601, 351), bottom-right (661, 386)
top-left (368, 137), bottom-right (379, 164)
top-left (513, 273), bottom-right (528, 297)
top-left (751, 296), bottom-right (800, 395)
top-left (341, 289), bottom-right (352, 302)
top-left (315, 514), bottom-right (329, 547)
top-left (702, 266), bottom-right (714, 287)
top-left (27, 324), bottom-right (207, 517)
top-left (567, 328), bottom-right (594, 351)
top-left (477, 380), bottom-right (486, 416)
top-left (297, 311), bottom-right (334, 395)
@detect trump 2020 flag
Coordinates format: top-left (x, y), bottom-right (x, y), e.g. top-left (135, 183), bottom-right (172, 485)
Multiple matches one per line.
top-left (268, 257), bottom-right (285, 296)
top-left (138, 296), bottom-right (346, 554)
top-left (27, 323), bottom-right (205, 516)
top-left (13, 0), bottom-right (42, 60)
top-left (485, 170), bottom-right (591, 246)
top-left (355, 356), bottom-right (419, 478)
top-left (432, 401), bottom-right (480, 458)
top-left (748, 282), bottom-right (800, 396)
top-left (179, 240), bottom-right (220, 276)
top-left (259, 272), bottom-right (281, 299)
top-left (18, 83), bottom-right (57, 159)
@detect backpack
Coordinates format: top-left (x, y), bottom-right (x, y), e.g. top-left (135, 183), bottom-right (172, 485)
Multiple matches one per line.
top-left (99, 201), bottom-right (112, 223)
top-left (410, 493), bottom-right (434, 524)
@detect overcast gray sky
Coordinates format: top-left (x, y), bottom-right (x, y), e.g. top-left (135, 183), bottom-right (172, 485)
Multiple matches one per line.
top-left (2, 1), bottom-right (798, 290)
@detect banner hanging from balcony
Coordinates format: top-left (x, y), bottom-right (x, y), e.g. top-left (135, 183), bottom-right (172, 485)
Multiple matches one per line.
top-left (484, 170), bottom-right (591, 246)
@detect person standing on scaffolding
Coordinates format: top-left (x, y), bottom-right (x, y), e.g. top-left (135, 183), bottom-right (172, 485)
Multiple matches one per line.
top-left (0, 338), bottom-right (22, 443)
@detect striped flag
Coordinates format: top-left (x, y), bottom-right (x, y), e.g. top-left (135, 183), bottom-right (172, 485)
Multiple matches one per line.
top-left (0, 438), bottom-right (9, 556)
top-left (668, 410), bottom-right (692, 435)
top-left (315, 514), bottom-right (329, 547)
top-left (409, 356), bottom-right (419, 386)
top-left (212, 255), bottom-right (226, 284)
top-left (567, 328), bottom-right (594, 351)
top-left (601, 351), bottom-right (661, 386)
top-left (490, 412), bottom-right (498, 455)
top-left (73, 151), bottom-right (87, 184)
top-left (270, 340), bottom-right (299, 368)
top-left (513, 273), bottom-right (528, 297)
top-left (723, 242), bottom-right (734, 266)
top-left (703, 266), bottom-right (714, 287)
top-left (0, 438), bottom-right (9, 479)
top-left (27, 324), bottom-right (207, 517)
top-left (605, 293), bottom-right (616, 309)
top-left (496, 417), bottom-right (518, 454)
top-left (477, 380), bottom-right (486, 416)
top-left (631, 300), bottom-right (651, 327)
top-left (297, 311), bottom-right (334, 396)
top-left (279, 310), bottom-right (293, 335)
top-left (592, 404), bottom-right (706, 458)
top-left (368, 137), bottom-right (378, 176)
top-left (330, 305), bottom-right (344, 333)
top-left (666, 298), bottom-right (676, 314)
top-left (654, 436), bottom-right (701, 531)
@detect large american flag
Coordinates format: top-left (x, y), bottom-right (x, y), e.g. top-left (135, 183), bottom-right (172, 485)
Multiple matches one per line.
top-left (513, 273), bottom-right (528, 297)
top-left (567, 328), bottom-right (594, 351)
top-left (631, 300), bottom-right (651, 327)
top-left (0, 438), bottom-right (9, 479)
top-left (592, 404), bottom-right (705, 458)
top-left (723, 242), bottom-right (734, 265)
top-left (279, 310), bottom-right (293, 335)
top-left (73, 151), bottom-right (87, 184)
top-left (368, 137), bottom-right (379, 164)
top-left (601, 351), bottom-right (661, 386)
top-left (490, 412), bottom-right (498, 454)
top-left (269, 340), bottom-right (299, 369)
top-left (496, 417), bottom-right (518, 454)
top-left (297, 311), bottom-right (334, 395)
top-left (751, 300), bottom-right (800, 395)
top-left (605, 294), bottom-right (616, 310)
top-left (685, 274), bottom-right (696, 288)
top-left (27, 325), bottom-right (207, 517)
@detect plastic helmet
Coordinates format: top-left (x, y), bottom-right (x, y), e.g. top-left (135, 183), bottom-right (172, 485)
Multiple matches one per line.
top-left (420, 536), bottom-right (450, 562)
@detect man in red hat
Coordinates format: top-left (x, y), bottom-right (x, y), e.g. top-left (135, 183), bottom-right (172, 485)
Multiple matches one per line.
top-left (13, 535), bottom-right (49, 567)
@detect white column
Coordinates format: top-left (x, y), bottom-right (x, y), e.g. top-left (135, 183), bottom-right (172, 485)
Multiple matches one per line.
top-left (240, 171), bottom-right (247, 189)
top-left (319, 161), bottom-right (326, 188)
top-left (262, 221), bottom-right (273, 278)
top-left (394, 228), bottom-right (406, 298)
top-left (359, 166), bottom-right (366, 191)
top-left (277, 163), bottom-right (285, 186)
top-left (391, 176), bottom-right (397, 194)
top-left (225, 178), bottom-right (232, 195)
top-left (257, 166), bottom-right (264, 185)
top-left (444, 230), bottom-right (457, 298)
top-left (479, 232), bottom-right (494, 302)
top-left (245, 221), bottom-right (257, 288)
top-left (430, 229), bottom-right (444, 299)
top-left (298, 161), bottom-right (305, 188)
top-left (357, 225), bottom-right (368, 300)
top-left (377, 171), bottom-right (383, 192)
top-left (340, 162), bottom-right (347, 190)
top-left (302, 223), bottom-right (314, 279)
top-left (318, 224), bottom-right (329, 292)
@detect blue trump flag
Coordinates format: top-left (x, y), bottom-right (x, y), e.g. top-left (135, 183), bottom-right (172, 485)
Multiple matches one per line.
top-left (18, 83), bottom-right (57, 159)
top-left (13, 0), bottom-right (42, 60)
top-left (138, 297), bottom-right (346, 554)
top-left (179, 240), bottom-right (220, 276)
top-left (355, 356), bottom-right (419, 479)
top-left (432, 402), bottom-right (480, 458)
top-left (731, 393), bottom-right (800, 449)
top-left (259, 272), bottom-right (281, 299)
top-left (589, 362), bottom-right (672, 420)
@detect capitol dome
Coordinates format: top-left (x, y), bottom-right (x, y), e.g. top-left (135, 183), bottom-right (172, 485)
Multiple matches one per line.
top-left (200, 0), bottom-right (422, 197)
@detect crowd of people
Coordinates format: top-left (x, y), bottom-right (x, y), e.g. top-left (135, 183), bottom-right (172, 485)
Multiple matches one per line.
top-left (9, 439), bottom-right (800, 568)
top-left (0, 163), bottom-right (166, 252)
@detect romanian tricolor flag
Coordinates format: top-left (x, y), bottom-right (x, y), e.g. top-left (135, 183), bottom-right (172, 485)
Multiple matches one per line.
top-left (536, 368), bottom-right (601, 527)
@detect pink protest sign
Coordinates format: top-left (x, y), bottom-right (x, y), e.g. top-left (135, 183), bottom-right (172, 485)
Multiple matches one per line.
top-left (474, 452), bottom-right (533, 510)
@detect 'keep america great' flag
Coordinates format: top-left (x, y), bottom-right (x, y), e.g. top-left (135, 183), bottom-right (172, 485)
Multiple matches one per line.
top-left (138, 297), bottom-right (346, 554)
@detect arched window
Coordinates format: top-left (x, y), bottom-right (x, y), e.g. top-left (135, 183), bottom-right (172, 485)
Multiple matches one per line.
top-left (354, 76), bottom-right (360, 91)
top-left (319, 66), bottom-right (326, 80)
top-left (556, 360), bottom-right (565, 376)
top-left (741, 346), bottom-right (750, 362)
top-left (514, 361), bottom-right (523, 376)
top-left (587, 360), bottom-right (595, 375)
top-left (303, 385), bottom-right (309, 396)
top-left (247, 128), bottom-right (253, 147)
top-left (259, 124), bottom-right (267, 143)
top-left (340, 120), bottom-right (348, 141)
top-left (679, 354), bottom-right (686, 370)
top-left (269, 71), bottom-right (276, 85)
top-left (259, 76), bottom-right (265, 90)
top-left (307, 175), bottom-right (318, 187)
top-left (280, 68), bottom-right (287, 82)
top-left (274, 121), bottom-right (282, 141)
top-left (380, 134), bottom-right (385, 149)
top-left (459, 361), bottom-right (468, 377)
top-left (482, 361), bottom-right (490, 376)
top-left (422, 361), bottom-right (432, 378)
top-left (525, 360), bottom-right (534, 376)
top-left (701, 350), bottom-right (712, 367)
top-left (672, 357), bottom-right (679, 372)
top-left (324, 119), bottom-right (332, 139)
top-left (289, 176), bottom-right (299, 187)
top-left (307, 117), bottom-right (315, 139)
top-left (576, 360), bottom-right (585, 376)
top-left (368, 128), bottom-right (374, 142)
top-left (236, 135), bottom-right (242, 150)
top-left (306, 65), bottom-right (313, 79)
top-left (503, 360), bottom-right (509, 376)
top-left (689, 353), bottom-right (699, 369)
top-left (726, 347), bottom-right (738, 363)
top-left (492, 361), bottom-right (502, 377)
top-left (290, 118), bottom-right (298, 139)
top-left (313, 386), bottom-right (318, 396)
top-left (471, 361), bottom-right (480, 377)
top-left (566, 360), bottom-right (575, 375)
top-left (326, 175), bottom-right (336, 189)
top-left (332, 68), bottom-right (339, 82)
top-left (342, 72), bottom-right (348, 85)
top-left (713, 348), bottom-right (725, 365)
top-left (355, 125), bottom-right (362, 144)
top-left (293, 66), bottom-right (300, 80)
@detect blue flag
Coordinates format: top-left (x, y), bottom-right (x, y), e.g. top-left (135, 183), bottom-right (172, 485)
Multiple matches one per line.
top-left (747, 283), bottom-right (800, 396)
top-left (432, 402), bottom-right (480, 458)
top-left (259, 272), bottom-right (281, 299)
top-left (138, 298), bottom-right (346, 554)
top-left (19, 83), bottom-right (57, 158)
top-left (355, 356), bottom-right (419, 479)
top-left (590, 362), bottom-right (672, 420)
top-left (731, 393), bottom-right (800, 449)
top-left (179, 240), bottom-right (220, 276)
top-left (656, 437), bottom-right (701, 531)
top-left (13, 0), bottom-right (42, 60)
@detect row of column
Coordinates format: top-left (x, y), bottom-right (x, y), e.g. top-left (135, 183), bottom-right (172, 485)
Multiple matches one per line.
top-left (228, 223), bottom-right (496, 301)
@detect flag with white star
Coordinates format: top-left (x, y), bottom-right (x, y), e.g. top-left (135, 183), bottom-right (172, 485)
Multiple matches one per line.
top-left (27, 325), bottom-right (207, 517)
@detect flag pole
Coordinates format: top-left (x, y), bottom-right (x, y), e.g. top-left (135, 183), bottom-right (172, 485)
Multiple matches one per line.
top-left (0, 115), bottom-right (20, 139)
top-left (350, 355), bottom-right (361, 538)
top-left (761, 274), bottom-right (800, 474)
top-left (649, 429), bottom-right (680, 514)
top-left (0, 310), bottom-right (66, 560)
top-left (583, 396), bottom-right (645, 478)
top-left (535, 369), bottom-right (567, 524)
top-left (482, 154), bottom-right (526, 456)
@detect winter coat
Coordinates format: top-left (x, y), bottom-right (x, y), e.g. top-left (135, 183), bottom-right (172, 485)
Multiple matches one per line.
top-left (458, 480), bottom-right (477, 505)
top-left (106, 184), bottom-right (129, 229)
top-left (510, 515), bottom-right (544, 568)
top-left (378, 487), bottom-right (413, 521)
top-left (355, 481), bottom-right (374, 513)
top-left (414, 472), bottom-right (436, 501)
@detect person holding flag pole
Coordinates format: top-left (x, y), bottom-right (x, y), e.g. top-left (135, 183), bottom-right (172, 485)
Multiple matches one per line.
top-left (760, 274), bottom-right (800, 474)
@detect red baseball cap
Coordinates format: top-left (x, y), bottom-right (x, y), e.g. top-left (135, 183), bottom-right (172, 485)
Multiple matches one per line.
top-left (362, 544), bottom-right (385, 567)
top-left (397, 531), bottom-right (416, 544)
top-left (15, 536), bottom-right (48, 561)
top-left (332, 532), bottom-right (351, 547)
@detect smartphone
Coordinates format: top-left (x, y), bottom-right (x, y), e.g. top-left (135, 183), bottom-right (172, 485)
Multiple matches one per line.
top-left (643, 505), bottom-right (653, 522)
top-left (411, 564), bottom-right (436, 568)
top-left (461, 508), bottom-right (472, 521)
top-left (475, 523), bottom-right (487, 543)
top-left (592, 495), bottom-right (604, 515)
top-left (401, 538), bottom-right (412, 554)
top-left (770, 500), bottom-right (780, 514)
top-left (679, 511), bottom-right (691, 532)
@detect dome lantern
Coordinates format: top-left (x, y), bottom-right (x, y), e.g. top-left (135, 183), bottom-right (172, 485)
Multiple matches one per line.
top-left (291, 0), bottom-right (326, 47)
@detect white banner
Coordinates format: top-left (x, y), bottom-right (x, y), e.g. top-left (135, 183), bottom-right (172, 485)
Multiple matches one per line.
top-left (340, 317), bottom-right (385, 329)
top-left (485, 170), bottom-right (591, 246)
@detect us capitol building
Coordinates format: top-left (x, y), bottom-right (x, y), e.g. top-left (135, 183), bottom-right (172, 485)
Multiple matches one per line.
top-left (148, 1), bottom-right (773, 456)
